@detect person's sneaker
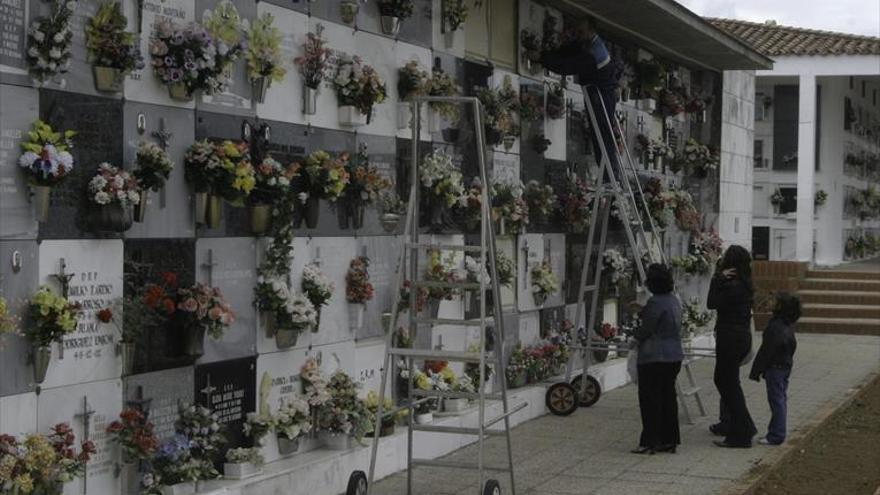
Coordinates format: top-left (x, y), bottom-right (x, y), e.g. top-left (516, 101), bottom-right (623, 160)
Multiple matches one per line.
top-left (758, 437), bottom-right (781, 446)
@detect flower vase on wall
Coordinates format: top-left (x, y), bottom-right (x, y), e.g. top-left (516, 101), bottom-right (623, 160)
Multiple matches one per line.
top-left (339, 106), bottom-right (367, 127)
top-left (275, 327), bottom-right (301, 349)
top-left (250, 205), bottom-right (271, 235)
top-left (91, 204), bottom-right (134, 233)
top-left (397, 102), bottom-right (412, 130)
top-left (31, 345), bottom-right (51, 384)
top-left (349, 303), bottom-right (365, 331)
top-left (184, 326), bottom-right (206, 357)
top-left (277, 434), bottom-right (300, 456)
top-left (294, 196), bottom-right (320, 229)
top-left (118, 341), bottom-right (135, 376)
top-left (380, 16), bottom-right (401, 36)
top-left (92, 66), bottom-right (123, 92)
top-left (167, 83), bottom-right (192, 102)
top-left (31, 185), bottom-right (51, 223)
top-left (380, 213), bottom-right (401, 232)
top-left (252, 77), bottom-right (271, 104)
top-left (303, 86), bottom-right (319, 115)
top-left (340, 0), bottom-right (359, 24)
top-left (134, 190), bottom-right (149, 223)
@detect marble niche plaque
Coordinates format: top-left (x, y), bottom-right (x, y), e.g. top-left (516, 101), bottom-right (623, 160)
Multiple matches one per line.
top-left (0, 392), bottom-right (38, 436)
top-left (196, 0), bottom-right (255, 116)
top-left (518, 311), bottom-right (540, 346)
top-left (0, 84), bottom-right (39, 238)
top-left (0, 240), bottom-right (38, 397)
top-left (357, 236), bottom-right (399, 340)
top-left (39, 90), bottom-right (124, 239)
top-left (123, 366), bottom-right (195, 441)
top-left (519, 82), bottom-right (545, 169)
top-left (38, 240), bottom-right (124, 389)
top-left (253, 4), bottom-right (308, 125)
top-left (491, 151), bottom-right (519, 185)
top-left (0, 0), bottom-right (29, 85)
top-left (517, 233), bottom-right (544, 313)
top-left (544, 233), bottom-right (566, 307)
top-left (194, 356), bottom-right (257, 450)
top-left (196, 237), bottom-right (257, 363)
top-left (37, 378), bottom-right (123, 495)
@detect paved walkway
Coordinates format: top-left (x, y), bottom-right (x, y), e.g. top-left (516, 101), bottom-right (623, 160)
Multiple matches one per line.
top-left (372, 333), bottom-right (880, 495)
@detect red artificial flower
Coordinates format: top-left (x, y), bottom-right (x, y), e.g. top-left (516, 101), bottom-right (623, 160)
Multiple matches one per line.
top-left (160, 271), bottom-right (178, 288)
top-left (106, 421), bottom-right (124, 433)
top-left (97, 308), bottom-right (113, 323)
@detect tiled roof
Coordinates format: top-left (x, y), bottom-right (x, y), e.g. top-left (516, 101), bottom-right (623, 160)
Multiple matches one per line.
top-left (708, 18), bottom-right (880, 56)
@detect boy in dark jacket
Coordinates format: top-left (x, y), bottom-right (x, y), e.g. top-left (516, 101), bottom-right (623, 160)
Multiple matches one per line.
top-left (749, 292), bottom-right (800, 445)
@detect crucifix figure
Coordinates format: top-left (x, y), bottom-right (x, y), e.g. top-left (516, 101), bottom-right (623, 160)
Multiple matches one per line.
top-left (151, 118), bottom-right (173, 209)
top-left (74, 396), bottom-right (96, 495)
top-left (52, 258), bottom-right (75, 298)
top-left (126, 386), bottom-right (153, 418)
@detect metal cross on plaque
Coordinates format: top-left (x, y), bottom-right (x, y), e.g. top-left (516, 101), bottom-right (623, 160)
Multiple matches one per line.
top-left (151, 118), bottom-right (173, 208)
top-left (200, 374), bottom-right (217, 403)
top-left (126, 385), bottom-right (153, 418)
top-left (52, 258), bottom-right (75, 298)
top-left (74, 396), bottom-right (96, 495)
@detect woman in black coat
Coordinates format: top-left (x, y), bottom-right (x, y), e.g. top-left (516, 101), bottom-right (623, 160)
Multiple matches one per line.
top-left (631, 264), bottom-right (684, 455)
top-left (707, 245), bottom-right (757, 448)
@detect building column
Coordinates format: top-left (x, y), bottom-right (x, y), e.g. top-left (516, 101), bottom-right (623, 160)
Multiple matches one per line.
top-left (796, 74), bottom-right (817, 262)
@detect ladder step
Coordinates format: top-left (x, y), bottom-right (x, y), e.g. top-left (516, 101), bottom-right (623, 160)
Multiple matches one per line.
top-left (483, 402), bottom-right (529, 428)
top-left (414, 280), bottom-right (483, 290)
top-left (411, 389), bottom-right (503, 401)
top-left (411, 425), bottom-right (506, 436)
top-left (411, 459), bottom-right (510, 472)
top-left (407, 243), bottom-right (484, 252)
top-left (413, 318), bottom-right (485, 326)
top-left (389, 348), bottom-right (487, 362)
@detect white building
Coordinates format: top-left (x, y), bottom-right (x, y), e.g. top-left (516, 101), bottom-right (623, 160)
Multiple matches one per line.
top-left (712, 19), bottom-right (880, 265)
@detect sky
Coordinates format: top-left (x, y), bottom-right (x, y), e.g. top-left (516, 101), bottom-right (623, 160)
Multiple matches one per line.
top-left (677, 0), bottom-right (880, 37)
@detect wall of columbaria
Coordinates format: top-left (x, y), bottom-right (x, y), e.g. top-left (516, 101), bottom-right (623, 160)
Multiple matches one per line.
top-left (0, 0), bottom-right (724, 491)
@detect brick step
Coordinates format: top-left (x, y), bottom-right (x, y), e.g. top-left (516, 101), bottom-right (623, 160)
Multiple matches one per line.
top-left (802, 303), bottom-right (880, 319)
top-left (806, 270), bottom-right (879, 281)
top-left (796, 317), bottom-right (880, 336)
top-left (800, 278), bottom-right (880, 292)
top-left (797, 290), bottom-right (880, 306)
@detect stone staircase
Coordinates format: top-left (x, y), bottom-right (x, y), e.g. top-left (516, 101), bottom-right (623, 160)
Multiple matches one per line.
top-left (752, 261), bottom-right (880, 336)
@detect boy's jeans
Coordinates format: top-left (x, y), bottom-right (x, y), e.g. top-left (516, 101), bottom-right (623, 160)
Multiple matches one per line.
top-left (765, 366), bottom-right (791, 444)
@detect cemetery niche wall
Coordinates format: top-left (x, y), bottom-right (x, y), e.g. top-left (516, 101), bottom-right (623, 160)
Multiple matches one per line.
top-left (0, 0), bottom-right (728, 492)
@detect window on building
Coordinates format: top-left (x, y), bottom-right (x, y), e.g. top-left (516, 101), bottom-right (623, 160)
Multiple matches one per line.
top-left (755, 92), bottom-right (767, 121)
top-left (779, 187), bottom-right (797, 214)
top-left (754, 140), bottom-right (766, 168)
top-left (773, 85), bottom-right (799, 171)
top-left (752, 226), bottom-right (770, 260)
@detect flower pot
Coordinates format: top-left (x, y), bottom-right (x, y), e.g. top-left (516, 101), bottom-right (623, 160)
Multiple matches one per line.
top-left (502, 135), bottom-right (516, 150)
top-left (349, 303), bottom-right (365, 331)
top-left (206, 194), bottom-right (222, 229)
top-left (161, 482), bottom-right (196, 495)
top-left (444, 29), bottom-right (456, 48)
top-left (397, 102), bottom-right (413, 130)
top-left (93, 66), bottom-right (124, 92)
top-left (351, 204), bottom-right (365, 229)
top-left (533, 292), bottom-right (546, 307)
top-left (168, 82), bottom-right (193, 102)
top-left (224, 462), bottom-right (260, 480)
top-left (321, 431), bottom-right (353, 450)
top-left (340, 0), bottom-right (359, 24)
top-left (337, 204), bottom-right (350, 230)
top-left (134, 189), bottom-right (149, 223)
top-left (414, 412), bottom-right (433, 424)
top-left (31, 185), bottom-right (51, 223)
top-left (250, 205), bottom-right (271, 235)
top-left (252, 77), bottom-right (271, 104)
top-left (32, 345), bottom-right (51, 384)
top-left (380, 423), bottom-right (395, 437)
top-left (380, 213), bottom-right (401, 233)
top-left (275, 327), bottom-right (302, 349)
top-left (381, 311), bottom-right (393, 332)
top-left (339, 105), bottom-right (367, 127)
top-left (443, 398), bottom-right (469, 413)
top-left (508, 370), bottom-right (527, 389)
top-left (303, 86), bottom-right (319, 115)
top-left (277, 434), bottom-right (300, 456)
top-left (185, 326), bottom-right (206, 358)
top-left (295, 195), bottom-right (320, 229)
top-left (118, 341), bottom-right (135, 376)
top-left (380, 16), bottom-right (401, 36)
top-left (425, 299), bottom-right (441, 320)
top-left (91, 203), bottom-right (133, 233)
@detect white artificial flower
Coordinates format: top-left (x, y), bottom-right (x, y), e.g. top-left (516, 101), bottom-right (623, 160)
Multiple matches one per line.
top-left (27, 47), bottom-right (39, 57)
top-left (48, 48), bottom-right (61, 60)
top-left (18, 152), bottom-right (38, 169)
top-left (47, 61), bottom-right (57, 70)
top-left (297, 192), bottom-right (309, 204)
top-left (53, 33), bottom-right (64, 43)
top-left (94, 191), bottom-right (111, 204)
top-left (128, 191), bottom-right (140, 204)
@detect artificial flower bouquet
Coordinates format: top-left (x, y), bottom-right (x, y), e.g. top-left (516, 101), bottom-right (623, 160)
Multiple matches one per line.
top-left (457, 179), bottom-right (485, 231)
top-left (505, 345), bottom-right (528, 387)
top-left (175, 283), bottom-right (235, 339)
top-left (273, 396), bottom-right (313, 442)
top-left (294, 29), bottom-right (330, 96)
top-left (333, 55), bottom-right (387, 121)
top-left (25, 286), bottom-right (81, 347)
top-left (420, 150), bottom-right (465, 209)
top-left (427, 66), bottom-right (461, 123)
top-left (88, 162), bottom-right (141, 208)
top-left (317, 371), bottom-right (373, 444)
top-left (397, 60), bottom-right (429, 101)
top-left (242, 411), bottom-right (273, 444)
top-left (254, 276), bottom-right (318, 335)
top-left (442, 0), bottom-right (469, 32)
top-left (346, 257), bottom-right (374, 304)
top-left (530, 260), bottom-right (558, 305)
top-left (301, 357), bottom-right (332, 407)
top-left (493, 251), bottom-right (516, 288)
top-left (476, 77), bottom-right (520, 146)
top-left (84, 1), bottom-right (143, 91)
top-left (0, 295), bottom-right (18, 337)
top-left (134, 141), bottom-right (174, 193)
top-left (682, 297), bottom-right (713, 339)
top-left (149, 434), bottom-right (205, 488)
top-left (342, 145), bottom-right (392, 210)
top-left (175, 404), bottom-right (225, 464)
top-left (364, 391), bottom-right (406, 435)
top-left (0, 423), bottom-right (96, 494)
top-left (643, 177), bottom-right (673, 229)
top-left (291, 150), bottom-right (350, 204)
top-left (546, 83), bottom-right (566, 120)
top-left (301, 262), bottom-right (334, 310)
top-left (557, 172), bottom-right (592, 233)
top-left (249, 156), bottom-right (298, 207)
top-left (524, 180), bottom-right (557, 223)
top-left (519, 90), bottom-right (544, 123)
top-left (425, 249), bottom-right (463, 302)
top-left (225, 447), bottom-right (264, 469)
top-left (377, 0), bottom-right (415, 19)
top-left (106, 408), bottom-right (159, 464)
top-left (491, 181), bottom-right (529, 234)
top-left (637, 134), bottom-right (675, 167)
top-left (245, 12), bottom-right (285, 100)
top-left (676, 138), bottom-right (718, 177)
top-left (26, 0), bottom-right (76, 84)
top-left (18, 120), bottom-right (76, 187)
top-left (519, 29), bottom-right (542, 64)
top-left (210, 140), bottom-right (256, 205)
top-left (602, 248), bottom-right (633, 289)
top-left (397, 280), bottom-right (428, 315)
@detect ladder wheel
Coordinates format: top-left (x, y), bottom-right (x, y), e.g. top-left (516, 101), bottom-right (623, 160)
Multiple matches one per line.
top-left (571, 375), bottom-right (602, 407)
top-left (483, 479), bottom-right (501, 495)
top-left (546, 382), bottom-right (578, 416)
top-left (346, 470), bottom-right (367, 495)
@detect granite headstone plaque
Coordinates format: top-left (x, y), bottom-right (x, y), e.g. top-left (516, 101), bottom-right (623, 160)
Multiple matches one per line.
top-left (123, 366), bottom-right (195, 441)
top-left (194, 356), bottom-right (256, 450)
top-left (545, 233), bottom-right (565, 307)
top-left (0, 0), bottom-right (28, 82)
top-left (0, 240), bottom-right (38, 397)
top-left (0, 81), bottom-right (38, 238)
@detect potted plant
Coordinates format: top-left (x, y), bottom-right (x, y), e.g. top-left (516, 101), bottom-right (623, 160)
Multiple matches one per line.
top-left (151, 434), bottom-right (200, 495)
top-left (505, 346), bottom-right (527, 388)
top-left (530, 260), bottom-right (558, 306)
top-left (441, 0), bottom-right (468, 46)
top-left (245, 13), bottom-right (285, 104)
top-left (557, 172), bottom-right (592, 233)
top-left (84, 1), bottom-right (143, 92)
top-left (340, 0), bottom-right (359, 24)
top-left (87, 162), bottom-right (141, 233)
top-left (302, 263), bottom-right (334, 332)
top-left (546, 83), bottom-right (566, 120)
top-left (291, 150), bottom-right (350, 228)
top-left (317, 371), bottom-right (373, 449)
top-left (524, 180), bottom-right (557, 225)
top-left (254, 277), bottom-right (317, 348)
top-left (248, 156), bottom-right (297, 234)
top-left (365, 391), bottom-right (403, 437)
top-left (273, 396), bottom-right (313, 455)
top-left (338, 145), bottom-right (391, 229)
top-left (676, 138), bottom-right (718, 178)
top-left (420, 150), bottom-right (465, 229)
top-left (0, 424), bottom-right (95, 495)
top-left (491, 181), bottom-right (529, 235)
top-left (770, 188), bottom-right (784, 215)
top-left (397, 60), bottom-right (429, 129)
top-left (376, 0), bottom-right (414, 36)
top-left (424, 249), bottom-right (463, 318)
top-left (24, 287), bottom-right (81, 384)
top-left (224, 448), bottom-right (263, 479)
top-left (520, 29), bottom-right (542, 74)
top-left (427, 66), bottom-right (461, 131)
top-left (18, 120), bottom-right (76, 222)
top-left (333, 55), bottom-right (387, 126)
top-left (814, 189), bottom-right (828, 210)
top-left (132, 141), bottom-right (174, 222)
top-left (242, 410), bottom-right (274, 446)
top-left (446, 374), bottom-right (474, 412)
top-left (294, 28), bottom-right (330, 115)
top-left (379, 191), bottom-right (406, 232)
top-left (476, 77), bottom-right (520, 149)
top-left (346, 256), bottom-right (374, 331)
top-left (106, 408), bottom-right (159, 465)
top-left (174, 283), bottom-right (235, 357)
top-left (25, 0), bottom-right (75, 85)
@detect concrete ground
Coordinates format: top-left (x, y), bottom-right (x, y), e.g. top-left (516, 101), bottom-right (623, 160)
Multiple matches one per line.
top-left (371, 333), bottom-right (880, 495)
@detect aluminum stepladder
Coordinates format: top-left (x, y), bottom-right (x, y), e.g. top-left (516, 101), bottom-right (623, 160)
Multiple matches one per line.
top-left (545, 85), bottom-right (669, 416)
top-left (363, 96), bottom-right (523, 495)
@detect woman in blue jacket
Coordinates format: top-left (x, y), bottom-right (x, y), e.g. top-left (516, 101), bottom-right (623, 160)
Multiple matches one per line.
top-left (632, 264), bottom-right (684, 454)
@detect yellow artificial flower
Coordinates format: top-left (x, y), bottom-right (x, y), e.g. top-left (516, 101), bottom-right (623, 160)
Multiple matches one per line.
top-left (414, 372), bottom-right (430, 391)
top-left (439, 367), bottom-right (457, 385)
top-left (222, 141), bottom-right (240, 158)
top-left (14, 473), bottom-right (35, 494)
top-left (56, 311), bottom-right (77, 333)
